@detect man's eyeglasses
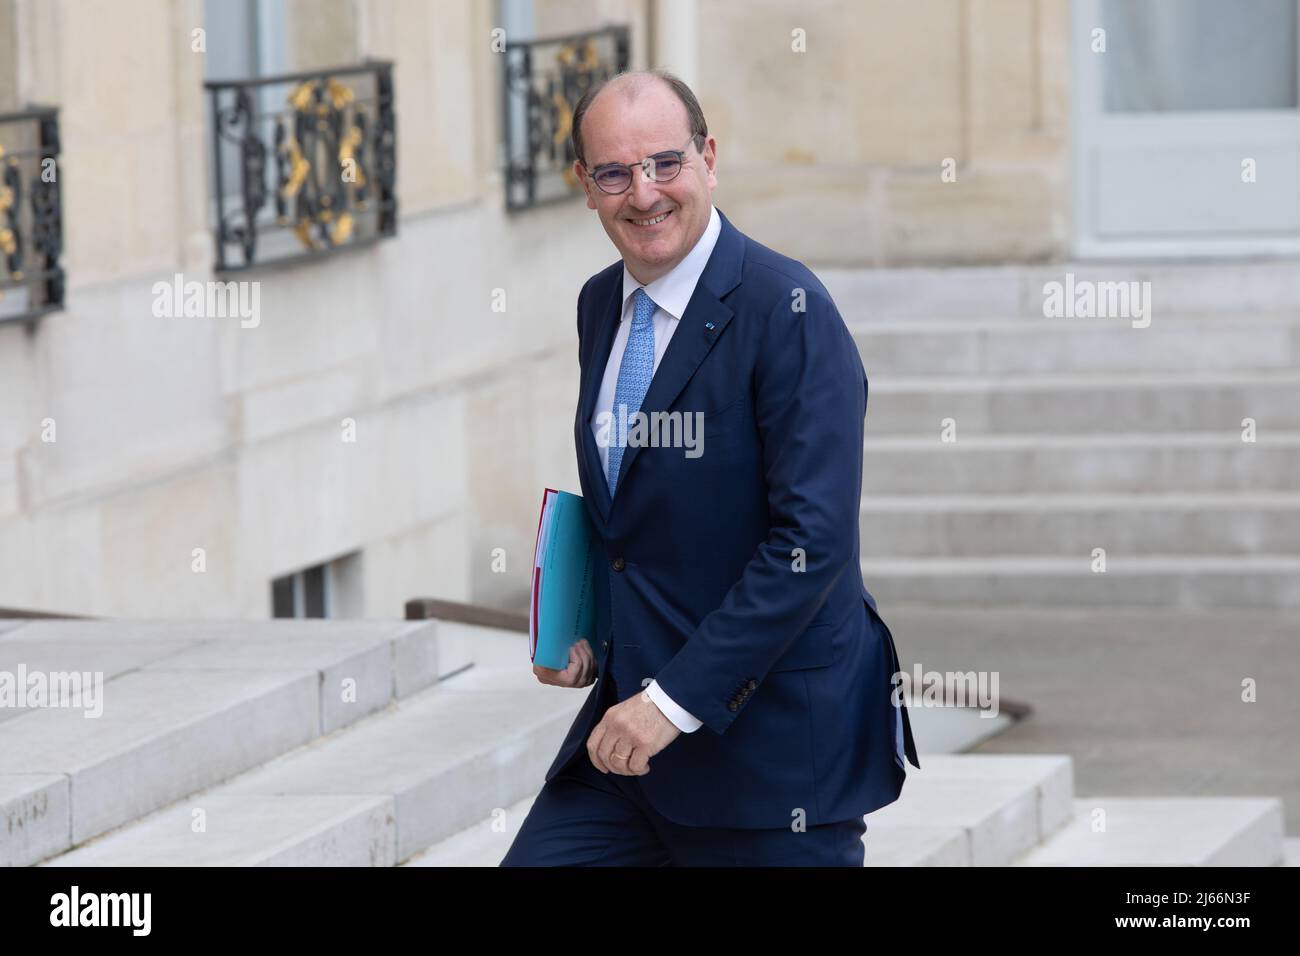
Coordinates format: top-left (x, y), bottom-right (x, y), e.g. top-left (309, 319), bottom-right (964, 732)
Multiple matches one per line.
top-left (585, 135), bottom-right (703, 195)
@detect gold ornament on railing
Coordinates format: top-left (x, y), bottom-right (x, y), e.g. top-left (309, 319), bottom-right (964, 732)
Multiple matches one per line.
top-left (554, 38), bottom-right (601, 191)
top-left (278, 76), bottom-right (365, 251)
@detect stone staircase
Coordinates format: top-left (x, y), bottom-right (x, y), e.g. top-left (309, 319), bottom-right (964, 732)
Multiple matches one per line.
top-left (0, 617), bottom-right (575, 866)
top-left (3, 616), bottom-right (1283, 867)
top-left (823, 261), bottom-right (1300, 611)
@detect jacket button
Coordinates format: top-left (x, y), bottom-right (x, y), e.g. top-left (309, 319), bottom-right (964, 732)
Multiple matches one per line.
top-left (611, 557), bottom-right (625, 571)
top-left (641, 677), bottom-right (652, 687)
top-left (747, 680), bottom-right (757, 691)
top-left (728, 701), bottom-right (739, 712)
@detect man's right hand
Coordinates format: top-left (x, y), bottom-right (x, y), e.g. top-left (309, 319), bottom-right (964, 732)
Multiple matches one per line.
top-left (533, 638), bottom-right (597, 688)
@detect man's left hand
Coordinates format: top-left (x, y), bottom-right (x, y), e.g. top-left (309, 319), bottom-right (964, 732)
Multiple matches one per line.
top-left (587, 691), bottom-right (681, 775)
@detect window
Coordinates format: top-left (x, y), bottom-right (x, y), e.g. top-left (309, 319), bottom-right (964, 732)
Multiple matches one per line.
top-left (271, 563), bottom-right (329, 618)
top-left (271, 551), bottom-right (363, 618)
top-left (202, 0), bottom-right (288, 211)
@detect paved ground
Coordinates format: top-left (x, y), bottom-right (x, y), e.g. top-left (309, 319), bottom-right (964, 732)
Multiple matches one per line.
top-left (879, 601), bottom-right (1299, 835)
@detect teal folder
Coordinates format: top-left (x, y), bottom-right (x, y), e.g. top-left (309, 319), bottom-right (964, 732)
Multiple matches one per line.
top-left (529, 488), bottom-right (604, 672)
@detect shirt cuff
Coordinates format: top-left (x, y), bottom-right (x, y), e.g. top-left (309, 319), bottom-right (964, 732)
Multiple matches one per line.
top-left (645, 679), bottom-right (703, 733)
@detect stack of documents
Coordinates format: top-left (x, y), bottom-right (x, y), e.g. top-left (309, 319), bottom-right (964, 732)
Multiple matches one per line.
top-left (529, 488), bottom-right (603, 671)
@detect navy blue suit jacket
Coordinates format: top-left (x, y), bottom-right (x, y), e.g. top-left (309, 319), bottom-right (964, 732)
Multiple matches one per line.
top-left (545, 208), bottom-right (920, 829)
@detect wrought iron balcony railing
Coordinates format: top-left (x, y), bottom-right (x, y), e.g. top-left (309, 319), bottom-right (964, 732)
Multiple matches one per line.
top-left (0, 106), bottom-right (64, 326)
top-left (205, 59), bottom-right (397, 273)
top-left (503, 25), bottom-right (630, 212)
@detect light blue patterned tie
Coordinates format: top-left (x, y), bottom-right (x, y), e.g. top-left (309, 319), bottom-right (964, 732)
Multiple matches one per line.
top-left (607, 287), bottom-right (656, 495)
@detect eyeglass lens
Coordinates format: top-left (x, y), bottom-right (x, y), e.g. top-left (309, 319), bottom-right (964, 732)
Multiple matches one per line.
top-left (594, 153), bottom-right (683, 192)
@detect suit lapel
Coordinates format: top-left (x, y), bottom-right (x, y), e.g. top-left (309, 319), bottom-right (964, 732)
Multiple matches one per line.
top-left (578, 277), bottom-right (624, 525)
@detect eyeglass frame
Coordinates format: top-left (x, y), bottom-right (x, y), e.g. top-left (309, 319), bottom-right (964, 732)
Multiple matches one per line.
top-left (582, 134), bottom-right (706, 195)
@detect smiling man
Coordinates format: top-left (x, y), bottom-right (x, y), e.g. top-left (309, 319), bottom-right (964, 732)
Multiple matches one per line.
top-left (500, 69), bottom-right (919, 867)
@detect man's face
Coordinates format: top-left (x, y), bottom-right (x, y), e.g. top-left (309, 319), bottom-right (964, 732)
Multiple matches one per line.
top-left (573, 82), bottom-right (717, 285)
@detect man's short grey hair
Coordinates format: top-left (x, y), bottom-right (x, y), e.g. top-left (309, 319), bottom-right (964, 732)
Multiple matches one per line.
top-left (570, 68), bottom-right (708, 168)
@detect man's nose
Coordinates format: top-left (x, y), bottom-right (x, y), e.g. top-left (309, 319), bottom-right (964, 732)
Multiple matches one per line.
top-left (628, 164), bottom-right (664, 210)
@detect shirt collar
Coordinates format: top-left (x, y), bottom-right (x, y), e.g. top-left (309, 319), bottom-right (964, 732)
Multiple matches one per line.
top-left (620, 203), bottom-right (722, 321)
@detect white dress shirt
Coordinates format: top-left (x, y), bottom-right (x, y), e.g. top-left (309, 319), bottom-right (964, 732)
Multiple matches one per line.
top-left (591, 203), bottom-right (722, 734)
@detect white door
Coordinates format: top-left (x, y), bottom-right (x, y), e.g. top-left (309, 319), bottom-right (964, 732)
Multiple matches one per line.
top-left (1073, 0), bottom-right (1300, 256)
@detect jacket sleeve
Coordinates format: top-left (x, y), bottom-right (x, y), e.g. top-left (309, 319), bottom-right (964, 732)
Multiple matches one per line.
top-left (650, 283), bottom-right (867, 735)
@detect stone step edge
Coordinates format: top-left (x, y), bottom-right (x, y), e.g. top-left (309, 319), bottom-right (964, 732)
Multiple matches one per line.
top-left (35, 656), bottom-right (578, 866)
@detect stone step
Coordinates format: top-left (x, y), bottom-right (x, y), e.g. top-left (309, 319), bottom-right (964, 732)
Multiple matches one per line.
top-left (0, 618), bottom-right (459, 867)
top-left (866, 370), bottom-right (1300, 434)
top-left (860, 433), bottom-right (1300, 495)
top-left (848, 316), bottom-right (1300, 377)
top-left (1013, 797), bottom-right (1286, 865)
top-left (41, 626), bottom-right (583, 866)
top-left (859, 492), bottom-right (1300, 556)
top-left (403, 791), bottom-right (537, 867)
top-left (416, 793), bottom-right (1294, 868)
top-left (859, 555), bottom-right (1300, 610)
top-left (413, 767), bottom-right (1291, 868)
top-left (821, 261), bottom-right (1300, 320)
top-left (410, 753), bottom-right (1074, 867)
top-left (862, 754), bottom-right (1074, 865)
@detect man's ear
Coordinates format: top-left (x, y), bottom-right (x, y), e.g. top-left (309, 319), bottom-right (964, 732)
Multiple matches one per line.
top-left (573, 160), bottom-right (596, 209)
